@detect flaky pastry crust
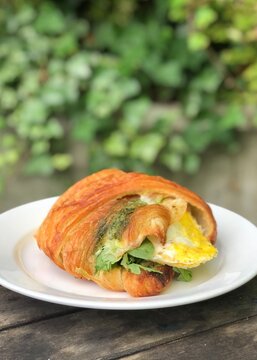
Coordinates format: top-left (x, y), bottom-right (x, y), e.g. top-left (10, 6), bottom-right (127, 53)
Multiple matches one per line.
top-left (35, 169), bottom-right (217, 297)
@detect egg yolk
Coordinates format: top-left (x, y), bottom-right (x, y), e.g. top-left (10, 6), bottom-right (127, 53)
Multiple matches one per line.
top-left (152, 211), bottom-right (217, 268)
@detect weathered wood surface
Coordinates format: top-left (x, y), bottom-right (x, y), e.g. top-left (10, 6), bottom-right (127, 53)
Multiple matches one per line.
top-left (0, 132), bottom-right (257, 359)
top-left (1, 277), bottom-right (257, 360)
top-left (0, 287), bottom-right (77, 331)
top-left (123, 315), bottom-right (257, 360)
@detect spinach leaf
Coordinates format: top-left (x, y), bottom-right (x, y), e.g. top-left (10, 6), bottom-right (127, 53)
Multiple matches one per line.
top-left (95, 246), bottom-right (120, 272)
top-left (121, 253), bottom-right (162, 275)
top-left (95, 239), bottom-right (161, 275)
top-left (173, 267), bottom-right (192, 282)
top-left (128, 239), bottom-right (154, 260)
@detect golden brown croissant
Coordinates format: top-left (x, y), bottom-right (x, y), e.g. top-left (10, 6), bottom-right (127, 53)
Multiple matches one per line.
top-left (35, 169), bottom-right (217, 297)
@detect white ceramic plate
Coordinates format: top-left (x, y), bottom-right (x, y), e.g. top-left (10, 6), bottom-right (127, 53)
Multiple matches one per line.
top-left (0, 197), bottom-right (257, 310)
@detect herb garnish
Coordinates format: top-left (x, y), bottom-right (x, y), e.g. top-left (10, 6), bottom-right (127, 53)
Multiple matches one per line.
top-left (95, 198), bottom-right (146, 245)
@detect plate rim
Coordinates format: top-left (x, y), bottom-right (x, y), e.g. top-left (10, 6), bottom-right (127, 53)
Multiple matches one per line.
top-left (0, 197), bottom-right (257, 310)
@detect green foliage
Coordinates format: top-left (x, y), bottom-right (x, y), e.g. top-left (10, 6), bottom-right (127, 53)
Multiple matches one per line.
top-left (1, 0), bottom-right (257, 188)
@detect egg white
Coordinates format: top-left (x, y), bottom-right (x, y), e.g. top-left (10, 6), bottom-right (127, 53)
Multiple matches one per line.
top-left (152, 211), bottom-right (217, 268)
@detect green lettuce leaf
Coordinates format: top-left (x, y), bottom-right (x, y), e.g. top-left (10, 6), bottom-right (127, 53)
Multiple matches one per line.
top-left (121, 253), bottom-right (162, 275)
top-left (95, 246), bottom-right (120, 272)
top-left (173, 267), bottom-right (192, 282)
top-left (128, 239), bottom-right (154, 260)
top-left (95, 239), bottom-right (161, 275)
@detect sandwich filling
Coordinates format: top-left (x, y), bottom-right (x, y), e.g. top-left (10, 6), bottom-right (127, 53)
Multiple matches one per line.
top-left (94, 196), bottom-right (217, 281)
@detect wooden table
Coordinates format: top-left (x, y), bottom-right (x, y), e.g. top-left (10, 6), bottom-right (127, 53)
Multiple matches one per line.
top-left (1, 277), bottom-right (257, 360)
top-left (1, 133), bottom-right (257, 360)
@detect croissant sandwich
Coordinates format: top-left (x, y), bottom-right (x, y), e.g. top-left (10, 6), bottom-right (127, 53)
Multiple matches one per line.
top-left (35, 169), bottom-right (217, 297)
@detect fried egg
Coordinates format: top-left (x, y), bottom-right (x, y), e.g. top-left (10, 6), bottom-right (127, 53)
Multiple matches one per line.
top-left (152, 211), bottom-right (217, 268)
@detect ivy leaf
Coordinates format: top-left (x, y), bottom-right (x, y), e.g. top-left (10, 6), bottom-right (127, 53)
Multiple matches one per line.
top-left (120, 98), bottom-right (151, 136)
top-left (24, 155), bottom-right (54, 176)
top-left (148, 61), bottom-right (184, 87)
top-left (191, 68), bottom-right (222, 93)
top-left (51, 153), bottom-right (73, 171)
top-left (184, 91), bottom-right (202, 117)
top-left (188, 32), bottom-right (209, 51)
top-left (87, 71), bottom-right (140, 118)
top-left (46, 119), bottom-right (64, 138)
top-left (194, 6), bottom-right (217, 30)
top-left (0, 61), bottom-right (24, 84)
top-left (54, 33), bottom-right (78, 57)
top-left (66, 54), bottom-right (91, 79)
top-left (15, 5), bottom-right (36, 26)
top-left (72, 115), bottom-right (98, 143)
top-left (1, 88), bottom-right (17, 110)
top-left (19, 70), bottom-right (40, 97)
top-left (169, 135), bottom-right (189, 154)
top-left (31, 140), bottom-right (49, 155)
top-left (18, 98), bottom-right (48, 124)
top-left (35, 3), bottom-right (66, 34)
top-left (130, 133), bottom-right (165, 164)
top-left (104, 131), bottom-right (128, 157)
top-left (0, 117), bottom-right (5, 130)
top-left (161, 152), bottom-right (183, 172)
top-left (184, 154), bottom-right (201, 174)
top-left (219, 105), bottom-right (246, 130)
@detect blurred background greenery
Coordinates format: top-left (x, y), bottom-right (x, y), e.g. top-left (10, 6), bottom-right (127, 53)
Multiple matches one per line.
top-left (1, 0), bottom-right (257, 192)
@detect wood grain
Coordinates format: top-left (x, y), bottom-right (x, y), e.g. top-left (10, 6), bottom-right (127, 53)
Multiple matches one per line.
top-left (0, 287), bottom-right (78, 331)
top-left (122, 315), bottom-right (257, 360)
top-left (1, 278), bottom-right (257, 360)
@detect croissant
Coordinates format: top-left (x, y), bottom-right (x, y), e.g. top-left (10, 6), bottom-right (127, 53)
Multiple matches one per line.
top-left (35, 169), bottom-right (217, 297)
